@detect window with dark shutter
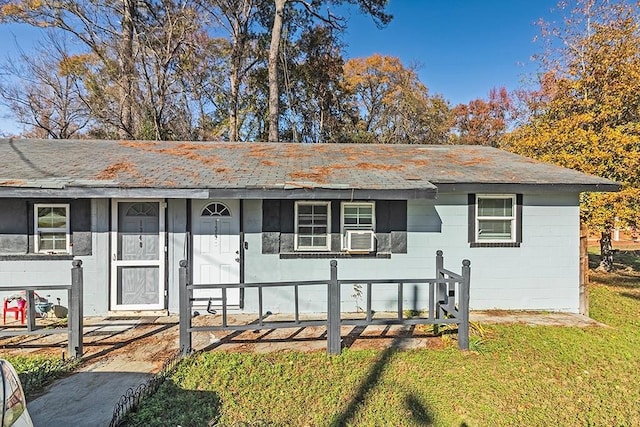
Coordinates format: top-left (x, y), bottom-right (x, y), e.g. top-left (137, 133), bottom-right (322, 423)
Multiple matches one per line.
top-left (469, 194), bottom-right (522, 248)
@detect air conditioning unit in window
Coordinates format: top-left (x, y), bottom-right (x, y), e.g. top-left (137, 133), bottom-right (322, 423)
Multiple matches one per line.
top-left (345, 230), bottom-right (375, 252)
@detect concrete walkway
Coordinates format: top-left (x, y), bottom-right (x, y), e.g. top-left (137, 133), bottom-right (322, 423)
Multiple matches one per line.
top-left (0, 311), bottom-right (604, 427)
top-left (3, 317), bottom-right (182, 427)
top-left (470, 310), bottom-right (605, 327)
top-left (28, 369), bottom-right (151, 426)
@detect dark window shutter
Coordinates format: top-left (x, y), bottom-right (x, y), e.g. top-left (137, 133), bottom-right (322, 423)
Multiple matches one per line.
top-left (516, 194), bottom-right (523, 244)
top-left (0, 200), bottom-right (28, 253)
top-left (376, 200), bottom-right (406, 233)
top-left (262, 200), bottom-right (281, 254)
top-left (376, 200), bottom-right (407, 253)
top-left (279, 200), bottom-right (294, 233)
top-left (70, 199), bottom-right (92, 256)
top-left (262, 200), bottom-right (281, 232)
top-left (468, 194), bottom-right (476, 243)
top-left (331, 202), bottom-right (340, 234)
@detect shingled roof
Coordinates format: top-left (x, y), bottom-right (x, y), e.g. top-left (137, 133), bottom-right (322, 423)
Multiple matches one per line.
top-left (0, 139), bottom-right (619, 199)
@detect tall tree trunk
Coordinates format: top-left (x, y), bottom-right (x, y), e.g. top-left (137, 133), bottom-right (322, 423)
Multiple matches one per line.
top-left (599, 228), bottom-right (615, 272)
top-left (229, 18), bottom-right (242, 142)
top-left (120, 0), bottom-right (136, 139)
top-left (229, 71), bottom-right (239, 142)
top-left (268, 0), bottom-right (286, 142)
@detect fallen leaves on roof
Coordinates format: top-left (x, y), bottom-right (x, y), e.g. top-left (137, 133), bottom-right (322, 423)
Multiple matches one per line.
top-left (355, 162), bottom-right (404, 171)
top-left (96, 161), bottom-right (140, 180)
top-left (0, 180), bottom-right (26, 186)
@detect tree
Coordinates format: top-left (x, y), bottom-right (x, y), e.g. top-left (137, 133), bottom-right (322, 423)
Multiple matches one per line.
top-left (0, 0), bottom-right (206, 140)
top-left (266, 0), bottom-right (392, 142)
top-left (342, 54), bottom-right (451, 144)
top-left (0, 32), bottom-right (89, 138)
top-left (504, 0), bottom-right (640, 271)
top-left (452, 87), bottom-right (513, 146)
top-left (199, 0), bottom-right (265, 141)
top-left (277, 25), bottom-right (349, 143)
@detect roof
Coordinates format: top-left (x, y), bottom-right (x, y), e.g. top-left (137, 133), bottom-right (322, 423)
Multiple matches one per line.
top-left (0, 138), bottom-right (620, 199)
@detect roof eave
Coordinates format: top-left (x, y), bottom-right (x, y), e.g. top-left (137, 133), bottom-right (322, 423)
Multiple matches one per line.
top-left (433, 182), bottom-right (621, 194)
top-left (0, 186), bottom-right (438, 200)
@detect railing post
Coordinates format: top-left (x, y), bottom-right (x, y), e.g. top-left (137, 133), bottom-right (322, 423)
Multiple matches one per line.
top-left (435, 250), bottom-right (445, 319)
top-left (179, 260), bottom-right (191, 356)
top-left (458, 259), bottom-right (471, 350)
top-left (69, 260), bottom-right (83, 358)
top-left (327, 260), bottom-right (341, 355)
top-left (26, 290), bottom-right (36, 332)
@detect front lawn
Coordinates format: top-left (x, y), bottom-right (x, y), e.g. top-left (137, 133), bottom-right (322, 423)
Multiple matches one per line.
top-left (124, 271), bottom-right (640, 426)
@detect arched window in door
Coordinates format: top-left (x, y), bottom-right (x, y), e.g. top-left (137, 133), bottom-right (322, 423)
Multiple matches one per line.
top-left (201, 202), bottom-right (231, 217)
top-left (126, 202), bottom-right (158, 217)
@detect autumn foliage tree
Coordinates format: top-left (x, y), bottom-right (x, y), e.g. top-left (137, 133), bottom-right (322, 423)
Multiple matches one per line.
top-left (342, 54), bottom-right (451, 144)
top-left (266, 0), bottom-right (391, 142)
top-left (452, 87), bottom-right (513, 146)
top-left (504, 0), bottom-right (640, 270)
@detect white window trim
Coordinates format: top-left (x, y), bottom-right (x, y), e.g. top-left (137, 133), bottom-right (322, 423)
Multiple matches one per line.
top-left (294, 201), bottom-right (331, 251)
top-left (34, 203), bottom-right (71, 254)
top-left (340, 202), bottom-right (376, 250)
top-left (475, 194), bottom-right (516, 243)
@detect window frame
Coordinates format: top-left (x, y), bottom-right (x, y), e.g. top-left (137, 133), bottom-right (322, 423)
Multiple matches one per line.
top-left (340, 202), bottom-right (376, 250)
top-left (294, 201), bottom-right (331, 251)
top-left (34, 203), bottom-right (71, 254)
top-left (475, 194), bottom-right (516, 243)
top-left (469, 193), bottom-right (522, 247)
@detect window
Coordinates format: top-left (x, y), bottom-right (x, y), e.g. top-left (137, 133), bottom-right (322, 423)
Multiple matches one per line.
top-left (341, 202), bottom-right (375, 231)
top-left (295, 202), bottom-right (331, 251)
top-left (341, 202), bottom-right (375, 251)
top-left (34, 204), bottom-right (70, 253)
top-left (202, 202), bottom-right (231, 217)
top-left (469, 194), bottom-right (522, 247)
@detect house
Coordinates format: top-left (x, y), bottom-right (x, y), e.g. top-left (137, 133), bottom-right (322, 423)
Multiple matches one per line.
top-left (0, 139), bottom-right (618, 316)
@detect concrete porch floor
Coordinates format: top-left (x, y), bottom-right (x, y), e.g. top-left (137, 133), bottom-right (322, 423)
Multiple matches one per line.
top-left (0, 310), bottom-right (604, 359)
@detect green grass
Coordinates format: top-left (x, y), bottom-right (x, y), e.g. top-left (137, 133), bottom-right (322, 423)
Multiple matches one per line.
top-left (2, 355), bottom-right (77, 399)
top-left (124, 280), bottom-right (640, 427)
top-left (123, 272), bottom-right (640, 427)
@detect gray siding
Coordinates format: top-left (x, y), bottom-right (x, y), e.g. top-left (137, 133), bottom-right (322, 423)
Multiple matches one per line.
top-left (0, 199), bottom-right (109, 315)
top-left (1, 192), bottom-right (583, 317)
top-left (0, 198), bottom-right (91, 255)
top-left (242, 193), bottom-right (582, 314)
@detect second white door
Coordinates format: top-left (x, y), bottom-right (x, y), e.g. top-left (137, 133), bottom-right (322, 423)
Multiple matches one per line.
top-left (192, 200), bottom-right (240, 307)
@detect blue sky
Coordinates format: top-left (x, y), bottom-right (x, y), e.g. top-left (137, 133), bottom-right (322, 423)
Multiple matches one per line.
top-left (341, 0), bottom-right (560, 105)
top-left (0, 0), bottom-right (560, 135)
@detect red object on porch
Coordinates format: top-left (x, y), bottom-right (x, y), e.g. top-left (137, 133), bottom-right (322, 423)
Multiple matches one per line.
top-left (3, 298), bottom-right (26, 324)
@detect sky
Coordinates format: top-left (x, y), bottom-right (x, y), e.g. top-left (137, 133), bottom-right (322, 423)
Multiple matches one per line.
top-left (0, 0), bottom-right (561, 135)
top-left (341, 0), bottom-right (560, 105)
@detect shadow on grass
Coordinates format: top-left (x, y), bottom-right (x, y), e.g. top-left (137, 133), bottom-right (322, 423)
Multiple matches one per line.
top-left (329, 337), bottom-right (402, 426)
top-left (405, 393), bottom-right (434, 425)
top-left (589, 250), bottom-right (640, 272)
top-left (621, 292), bottom-right (640, 302)
top-left (330, 328), bottom-right (444, 427)
top-left (591, 272), bottom-right (640, 288)
top-left (122, 378), bottom-right (221, 427)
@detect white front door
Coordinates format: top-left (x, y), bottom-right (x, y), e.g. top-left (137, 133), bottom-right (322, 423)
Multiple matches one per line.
top-left (110, 200), bottom-right (165, 310)
top-left (192, 200), bottom-right (240, 307)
